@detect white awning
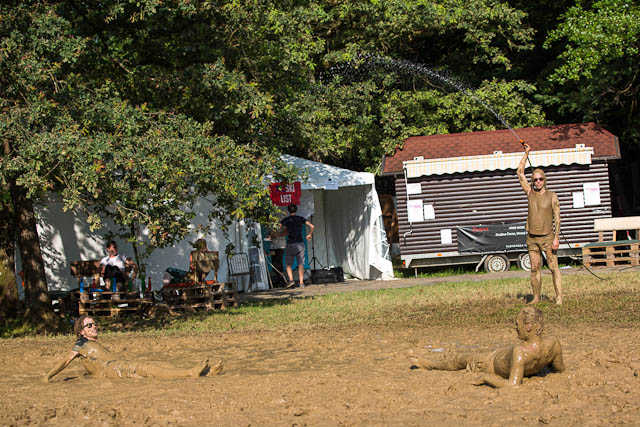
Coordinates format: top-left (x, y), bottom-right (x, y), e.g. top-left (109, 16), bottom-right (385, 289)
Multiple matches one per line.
top-left (280, 154), bottom-right (374, 189)
top-left (403, 147), bottom-right (594, 178)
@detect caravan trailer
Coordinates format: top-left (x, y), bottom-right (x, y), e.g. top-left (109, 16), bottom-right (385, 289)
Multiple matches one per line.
top-left (381, 123), bottom-right (621, 274)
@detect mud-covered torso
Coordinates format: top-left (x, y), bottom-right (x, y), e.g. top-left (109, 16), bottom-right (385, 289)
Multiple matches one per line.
top-left (492, 336), bottom-right (561, 379)
top-left (72, 336), bottom-right (115, 376)
top-left (527, 190), bottom-right (555, 235)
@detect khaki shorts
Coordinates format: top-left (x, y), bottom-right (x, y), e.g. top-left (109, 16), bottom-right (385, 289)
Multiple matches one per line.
top-left (465, 349), bottom-right (498, 375)
top-left (526, 233), bottom-right (554, 254)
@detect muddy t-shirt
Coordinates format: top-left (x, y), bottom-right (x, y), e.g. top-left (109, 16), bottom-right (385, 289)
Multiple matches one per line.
top-left (527, 190), bottom-right (554, 235)
top-left (72, 336), bottom-right (89, 353)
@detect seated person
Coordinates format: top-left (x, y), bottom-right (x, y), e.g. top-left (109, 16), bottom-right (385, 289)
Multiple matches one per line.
top-left (409, 307), bottom-right (565, 388)
top-left (44, 315), bottom-right (223, 382)
top-left (189, 238), bottom-right (219, 283)
top-left (100, 241), bottom-right (137, 291)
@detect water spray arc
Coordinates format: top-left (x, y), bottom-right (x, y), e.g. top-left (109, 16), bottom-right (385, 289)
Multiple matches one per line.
top-left (324, 53), bottom-right (527, 148)
top-left (326, 54), bottom-right (606, 279)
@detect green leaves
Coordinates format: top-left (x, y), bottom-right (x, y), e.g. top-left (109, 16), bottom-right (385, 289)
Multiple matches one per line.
top-left (541, 0), bottom-right (639, 147)
top-left (545, 0), bottom-right (640, 83)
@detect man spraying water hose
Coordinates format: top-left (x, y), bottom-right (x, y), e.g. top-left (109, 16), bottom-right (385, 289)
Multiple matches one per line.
top-left (517, 143), bottom-right (563, 305)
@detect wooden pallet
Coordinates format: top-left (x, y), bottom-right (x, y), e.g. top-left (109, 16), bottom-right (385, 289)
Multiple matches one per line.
top-left (582, 240), bottom-right (640, 268)
top-left (77, 290), bottom-right (153, 316)
top-left (161, 282), bottom-right (238, 312)
top-left (49, 291), bottom-right (80, 316)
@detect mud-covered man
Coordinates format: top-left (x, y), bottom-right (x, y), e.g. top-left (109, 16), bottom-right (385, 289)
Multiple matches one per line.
top-left (517, 143), bottom-right (562, 305)
top-left (410, 307), bottom-right (565, 388)
top-left (44, 315), bottom-right (222, 382)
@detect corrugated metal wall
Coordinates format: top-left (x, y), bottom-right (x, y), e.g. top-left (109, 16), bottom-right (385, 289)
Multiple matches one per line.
top-left (395, 162), bottom-right (613, 258)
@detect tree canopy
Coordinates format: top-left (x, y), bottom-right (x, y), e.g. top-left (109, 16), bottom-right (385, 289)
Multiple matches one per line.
top-left (2, 0), bottom-right (639, 323)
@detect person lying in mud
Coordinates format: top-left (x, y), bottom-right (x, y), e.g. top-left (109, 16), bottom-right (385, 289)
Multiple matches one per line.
top-left (409, 307), bottom-right (565, 388)
top-left (43, 315), bottom-right (223, 382)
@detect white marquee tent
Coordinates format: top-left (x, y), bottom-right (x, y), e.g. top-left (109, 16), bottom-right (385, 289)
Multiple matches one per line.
top-left (15, 156), bottom-right (393, 293)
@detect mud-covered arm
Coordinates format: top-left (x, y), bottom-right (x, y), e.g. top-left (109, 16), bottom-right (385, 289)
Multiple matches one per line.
top-left (552, 193), bottom-right (561, 245)
top-left (517, 144), bottom-right (531, 195)
top-left (43, 350), bottom-right (78, 382)
top-left (550, 338), bottom-right (566, 373)
top-left (471, 372), bottom-right (510, 388)
top-left (474, 346), bottom-right (525, 388)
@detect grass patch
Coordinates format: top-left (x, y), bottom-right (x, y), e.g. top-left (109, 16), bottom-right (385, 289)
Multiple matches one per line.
top-left (2, 270), bottom-right (639, 338)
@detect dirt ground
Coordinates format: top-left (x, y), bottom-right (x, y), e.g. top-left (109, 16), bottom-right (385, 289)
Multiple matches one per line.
top-left (2, 268), bottom-right (640, 426)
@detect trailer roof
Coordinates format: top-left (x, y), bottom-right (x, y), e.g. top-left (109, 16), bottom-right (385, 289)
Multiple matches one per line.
top-left (382, 122), bottom-right (620, 175)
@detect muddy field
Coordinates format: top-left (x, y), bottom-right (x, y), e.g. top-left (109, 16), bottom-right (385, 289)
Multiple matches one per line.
top-left (1, 321), bottom-right (639, 426)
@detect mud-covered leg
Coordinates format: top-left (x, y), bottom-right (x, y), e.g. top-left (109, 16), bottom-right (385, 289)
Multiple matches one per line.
top-left (529, 250), bottom-right (542, 304)
top-left (546, 250), bottom-right (562, 305)
top-left (410, 352), bottom-right (471, 371)
top-left (139, 359), bottom-right (211, 378)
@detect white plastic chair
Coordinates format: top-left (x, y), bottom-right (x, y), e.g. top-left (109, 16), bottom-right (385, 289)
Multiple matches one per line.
top-left (228, 253), bottom-right (251, 292)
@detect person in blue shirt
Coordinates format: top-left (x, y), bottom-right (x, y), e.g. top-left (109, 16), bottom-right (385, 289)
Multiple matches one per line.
top-left (275, 204), bottom-right (314, 288)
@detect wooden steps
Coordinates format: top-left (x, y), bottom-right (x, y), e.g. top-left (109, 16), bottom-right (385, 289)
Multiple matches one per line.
top-left (77, 290), bottom-right (153, 316)
top-left (161, 282), bottom-right (238, 312)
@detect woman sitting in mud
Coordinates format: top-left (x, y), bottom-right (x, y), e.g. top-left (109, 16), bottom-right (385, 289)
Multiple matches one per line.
top-left (410, 307), bottom-right (565, 388)
top-left (44, 315), bottom-right (223, 382)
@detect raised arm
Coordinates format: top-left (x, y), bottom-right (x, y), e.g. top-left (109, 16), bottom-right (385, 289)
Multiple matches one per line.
top-left (517, 143), bottom-right (531, 195)
top-left (43, 350), bottom-right (78, 383)
top-left (552, 193), bottom-right (561, 250)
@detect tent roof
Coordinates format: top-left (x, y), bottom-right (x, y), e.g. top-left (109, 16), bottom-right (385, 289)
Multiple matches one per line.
top-left (281, 155), bottom-right (374, 190)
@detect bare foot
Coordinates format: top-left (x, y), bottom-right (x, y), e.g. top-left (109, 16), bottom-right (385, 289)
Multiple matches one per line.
top-left (528, 298), bottom-right (540, 304)
top-left (211, 359), bottom-right (224, 375)
top-left (555, 297), bottom-right (562, 305)
top-left (190, 359), bottom-right (210, 377)
top-left (409, 355), bottom-right (436, 370)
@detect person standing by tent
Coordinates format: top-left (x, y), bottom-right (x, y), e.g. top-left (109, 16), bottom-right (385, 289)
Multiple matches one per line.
top-left (517, 143), bottom-right (562, 305)
top-left (276, 204), bottom-right (314, 288)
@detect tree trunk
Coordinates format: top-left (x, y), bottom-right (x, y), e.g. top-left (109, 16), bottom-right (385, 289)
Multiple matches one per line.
top-left (0, 248), bottom-right (18, 319)
top-left (9, 179), bottom-right (53, 324)
top-left (0, 198), bottom-right (19, 318)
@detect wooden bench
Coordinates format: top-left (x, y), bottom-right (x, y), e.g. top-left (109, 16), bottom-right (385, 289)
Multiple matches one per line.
top-left (582, 217), bottom-right (640, 268)
top-left (71, 260), bottom-right (149, 317)
top-left (593, 216), bottom-right (640, 242)
top-left (70, 260), bottom-right (136, 289)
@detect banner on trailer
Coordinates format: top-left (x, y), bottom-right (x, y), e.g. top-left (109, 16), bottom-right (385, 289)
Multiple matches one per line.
top-left (269, 182), bottom-right (301, 206)
top-left (457, 223), bottom-right (527, 253)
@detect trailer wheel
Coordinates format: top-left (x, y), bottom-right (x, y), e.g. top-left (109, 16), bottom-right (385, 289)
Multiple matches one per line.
top-left (484, 254), bottom-right (509, 273)
top-left (517, 253), bottom-right (531, 271)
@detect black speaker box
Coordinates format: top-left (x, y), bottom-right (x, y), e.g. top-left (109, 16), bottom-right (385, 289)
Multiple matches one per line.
top-left (311, 267), bottom-right (344, 284)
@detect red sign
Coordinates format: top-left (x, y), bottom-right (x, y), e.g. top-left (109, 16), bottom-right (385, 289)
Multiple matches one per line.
top-left (269, 182), bottom-right (301, 206)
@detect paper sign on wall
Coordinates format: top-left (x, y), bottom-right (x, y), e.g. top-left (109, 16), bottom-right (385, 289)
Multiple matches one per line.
top-left (440, 228), bottom-right (452, 245)
top-left (572, 192), bottom-right (584, 208)
top-left (583, 182), bottom-right (601, 206)
top-left (407, 199), bottom-right (424, 223)
top-left (406, 183), bottom-right (422, 195)
top-left (323, 179), bottom-right (339, 190)
top-left (424, 204), bottom-right (435, 220)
